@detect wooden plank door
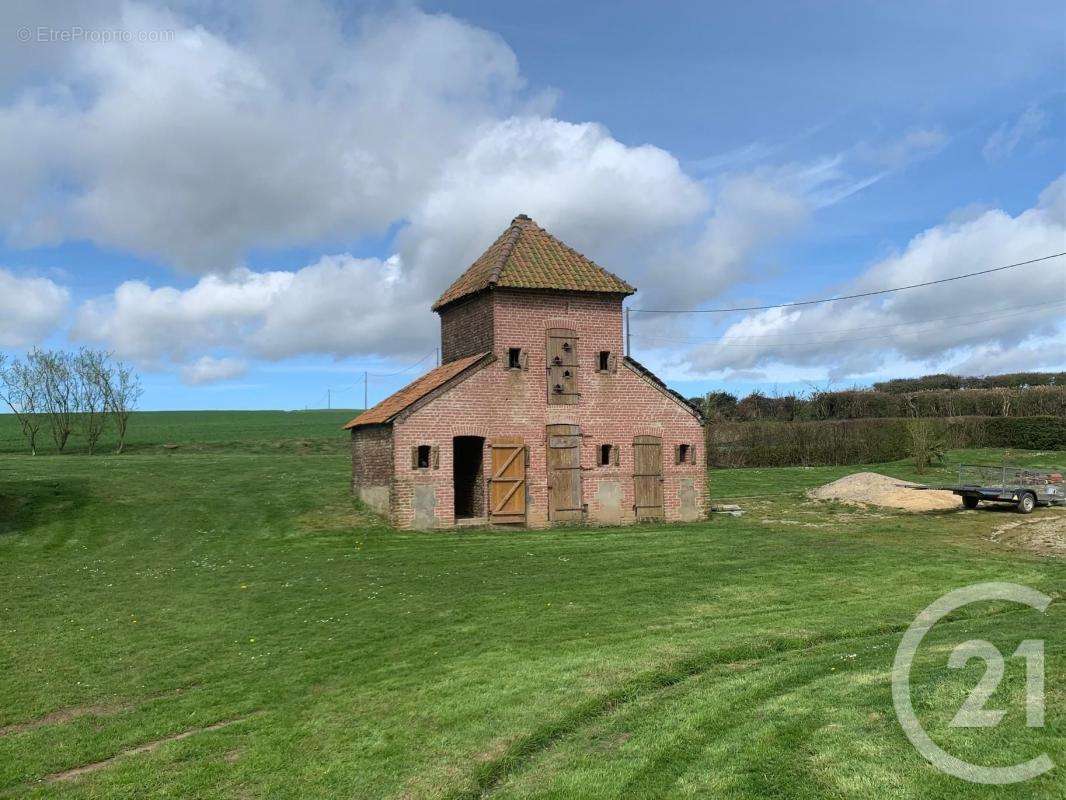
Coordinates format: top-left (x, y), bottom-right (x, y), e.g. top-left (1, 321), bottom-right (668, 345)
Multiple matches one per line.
top-left (547, 424), bottom-right (583, 522)
top-left (489, 438), bottom-right (527, 523)
top-left (633, 435), bottom-right (664, 520)
top-left (546, 328), bottom-right (579, 405)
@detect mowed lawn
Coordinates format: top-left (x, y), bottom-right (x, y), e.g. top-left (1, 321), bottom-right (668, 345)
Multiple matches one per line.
top-left (0, 413), bottom-right (1063, 799)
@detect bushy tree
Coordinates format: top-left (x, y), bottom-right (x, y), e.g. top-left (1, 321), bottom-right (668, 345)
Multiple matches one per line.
top-left (704, 391), bottom-right (738, 420)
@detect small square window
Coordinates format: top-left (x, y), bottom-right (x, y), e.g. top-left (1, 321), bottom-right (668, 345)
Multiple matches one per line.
top-left (508, 347), bottom-right (522, 369)
top-left (678, 444), bottom-right (692, 464)
top-left (416, 444), bottom-right (431, 469)
top-left (598, 351), bottom-right (611, 371)
top-left (599, 444), bottom-right (616, 466)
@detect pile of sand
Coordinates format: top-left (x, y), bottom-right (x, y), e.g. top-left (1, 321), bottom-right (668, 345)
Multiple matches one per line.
top-left (807, 472), bottom-right (959, 512)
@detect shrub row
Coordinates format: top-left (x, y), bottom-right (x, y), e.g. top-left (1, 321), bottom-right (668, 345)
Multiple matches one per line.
top-left (707, 415), bottom-right (1066, 468)
top-left (872, 371), bottom-right (1064, 393)
top-left (697, 385), bottom-right (1066, 422)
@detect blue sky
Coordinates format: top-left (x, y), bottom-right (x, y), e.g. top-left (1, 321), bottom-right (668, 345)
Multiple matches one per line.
top-left (1, 0), bottom-right (1063, 410)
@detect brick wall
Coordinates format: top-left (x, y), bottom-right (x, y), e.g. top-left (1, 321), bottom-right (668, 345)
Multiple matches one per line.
top-left (439, 292), bottom-right (494, 363)
top-left (390, 289), bottom-right (707, 528)
top-left (350, 424), bottom-right (393, 517)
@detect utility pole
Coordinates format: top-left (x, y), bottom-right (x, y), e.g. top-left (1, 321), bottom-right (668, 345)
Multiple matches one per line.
top-left (436, 347), bottom-right (440, 366)
top-left (625, 307), bottom-right (631, 358)
top-left (327, 389), bottom-right (331, 410)
top-left (363, 371), bottom-right (368, 411)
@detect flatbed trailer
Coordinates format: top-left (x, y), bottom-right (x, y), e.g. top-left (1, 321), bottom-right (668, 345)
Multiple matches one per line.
top-left (913, 463), bottom-right (1065, 513)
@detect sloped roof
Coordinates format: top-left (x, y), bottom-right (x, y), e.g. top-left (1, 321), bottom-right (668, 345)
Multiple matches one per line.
top-left (432, 214), bottom-right (635, 311)
top-left (343, 353), bottom-right (490, 429)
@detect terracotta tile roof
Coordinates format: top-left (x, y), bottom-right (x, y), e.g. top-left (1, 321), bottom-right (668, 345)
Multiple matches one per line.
top-left (432, 214), bottom-right (636, 311)
top-left (343, 353), bottom-right (489, 429)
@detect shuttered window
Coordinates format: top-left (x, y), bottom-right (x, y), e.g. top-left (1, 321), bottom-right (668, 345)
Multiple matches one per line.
top-left (546, 328), bottom-right (579, 405)
top-left (598, 443), bottom-right (620, 466)
top-left (411, 444), bottom-right (439, 469)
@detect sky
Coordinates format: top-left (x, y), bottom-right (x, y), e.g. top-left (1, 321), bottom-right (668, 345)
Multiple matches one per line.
top-left (0, 0), bottom-right (1064, 410)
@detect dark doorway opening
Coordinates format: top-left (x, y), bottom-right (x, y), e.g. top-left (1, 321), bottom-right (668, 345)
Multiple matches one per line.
top-left (453, 436), bottom-right (486, 519)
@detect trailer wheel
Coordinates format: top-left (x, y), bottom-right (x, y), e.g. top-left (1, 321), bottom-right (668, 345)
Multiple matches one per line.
top-left (1016, 492), bottom-right (1036, 514)
top-left (962, 495), bottom-right (980, 510)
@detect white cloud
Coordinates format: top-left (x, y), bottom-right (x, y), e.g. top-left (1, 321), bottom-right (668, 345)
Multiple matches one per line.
top-left (180, 355), bottom-right (248, 386)
top-left (397, 116), bottom-right (707, 301)
top-left (0, 268), bottom-right (70, 346)
top-left (5, 1), bottom-right (738, 372)
top-left (633, 174), bottom-right (808, 313)
top-left (0, 1), bottom-right (711, 284)
top-left (946, 340), bottom-right (1066, 377)
top-left (8, 0), bottom-right (1025, 389)
top-left (679, 174), bottom-right (1066, 380)
top-left (0, 3), bottom-right (529, 269)
top-left (72, 254), bottom-right (437, 365)
top-left (983, 105), bottom-right (1046, 162)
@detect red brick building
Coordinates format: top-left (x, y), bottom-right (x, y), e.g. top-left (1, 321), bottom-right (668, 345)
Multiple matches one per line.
top-left (345, 214), bottom-right (707, 529)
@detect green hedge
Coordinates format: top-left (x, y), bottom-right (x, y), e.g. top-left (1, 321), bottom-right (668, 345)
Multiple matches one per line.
top-left (721, 385), bottom-right (1066, 422)
top-left (708, 415), bottom-right (1066, 468)
top-left (873, 372), bottom-right (1065, 392)
top-left (978, 416), bottom-right (1066, 450)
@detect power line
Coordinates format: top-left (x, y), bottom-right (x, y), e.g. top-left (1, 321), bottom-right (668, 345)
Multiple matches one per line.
top-left (631, 252), bottom-right (1066, 314)
top-left (367, 351), bottom-right (436, 378)
top-left (631, 299), bottom-right (1066, 347)
top-left (631, 300), bottom-right (1066, 347)
top-left (308, 350), bottom-right (438, 411)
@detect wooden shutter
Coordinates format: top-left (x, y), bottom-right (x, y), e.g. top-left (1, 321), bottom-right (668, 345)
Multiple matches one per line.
top-left (612, 443), bottom-right (620, 466)
top-left (607, 352), bottom-right (618, 373)
top-left (518, 350), bottom-right (529, 371)
top-left (431, 446), bottom-right (440, 469)
top-left (633, 435), bottom-right (664, 520)
top-left (410, 446), bottom-right (419, 469)
top-left (547, 424), bottom-right (583, 521)
top-left (546, 328), bottom-right (578, 405)
top-left (489, 438), bottom-right (526, 523)
top-left (674, 444), bottom-right (682, 465)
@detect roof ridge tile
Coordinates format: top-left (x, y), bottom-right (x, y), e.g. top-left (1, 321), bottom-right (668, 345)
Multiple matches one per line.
top-left (432, 214), bottom-right (635, 311)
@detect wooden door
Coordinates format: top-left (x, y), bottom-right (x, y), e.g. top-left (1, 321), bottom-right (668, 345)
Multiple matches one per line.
top-left (489, 438), bottom-right (526, 523)
top-left (547, 424), bottom-right (583, 522)
top-left (546, 328), bottom-right (578, 405)
top-left (633, 435), bottom-right (664, 520)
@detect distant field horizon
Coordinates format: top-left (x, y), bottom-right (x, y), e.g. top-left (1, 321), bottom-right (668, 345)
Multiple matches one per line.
top-left (0, 409), bottom-right (362, 456)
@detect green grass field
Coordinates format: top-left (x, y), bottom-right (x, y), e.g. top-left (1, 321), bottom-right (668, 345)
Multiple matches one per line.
top-left (0, 412), bottom-right (1062, 799)
top-left (0, 410), bottom-right (361, 455)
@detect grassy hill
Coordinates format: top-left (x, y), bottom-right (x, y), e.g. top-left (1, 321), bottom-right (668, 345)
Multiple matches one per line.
top-left (0, 412), bottom-right (1062, 798)
top-left (0, 409), bottom-right (361, 455)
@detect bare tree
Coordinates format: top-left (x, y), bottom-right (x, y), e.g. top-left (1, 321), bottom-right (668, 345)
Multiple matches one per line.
top-left (1, 355), bottom-right (46, 455)
top-left (74, 348), bottom-right (110, 455)
top-left (104, 358), bottom-right (142, 454)
top-left (32, 349), bottom-right (78, 452)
